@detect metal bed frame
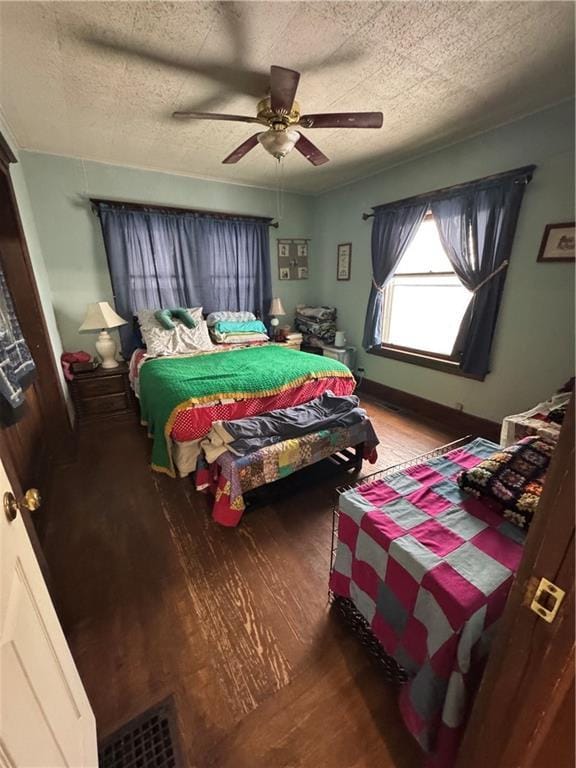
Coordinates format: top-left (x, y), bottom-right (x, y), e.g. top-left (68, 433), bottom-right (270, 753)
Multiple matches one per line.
top-left (328, 435), bottom-right (473, 683)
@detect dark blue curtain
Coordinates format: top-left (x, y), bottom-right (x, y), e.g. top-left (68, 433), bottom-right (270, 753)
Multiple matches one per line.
top-left (431, 174), bottom-right (529, 377)
top-left (97, 204), bottom-right (272, 355)
top-left (362, 202), bottom-right (428, 349)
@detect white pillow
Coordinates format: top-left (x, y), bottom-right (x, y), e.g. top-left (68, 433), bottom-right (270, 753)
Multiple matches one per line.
top-left (137, 308), bottom-right (214, 356)
top-left (205, 310), bottom-right (256, 326)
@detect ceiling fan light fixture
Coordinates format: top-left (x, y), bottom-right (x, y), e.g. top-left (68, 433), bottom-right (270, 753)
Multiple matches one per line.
top-left (258, 129), bottom-right (300, 159)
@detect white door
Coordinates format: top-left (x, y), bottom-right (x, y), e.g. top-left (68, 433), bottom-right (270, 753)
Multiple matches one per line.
top-left (0, 459), bottom-right (97, 767)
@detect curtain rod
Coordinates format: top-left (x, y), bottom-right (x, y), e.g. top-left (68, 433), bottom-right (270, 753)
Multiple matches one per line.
top-left (89, 197), bottom-right (279, 228)
top-left (361, 164), bottom-right (537, 220)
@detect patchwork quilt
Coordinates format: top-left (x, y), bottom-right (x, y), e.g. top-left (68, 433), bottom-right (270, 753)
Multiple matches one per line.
top-left (329, 438), bottom-right (526, 767)
top-left (197, 420), bottom-right (378, 527)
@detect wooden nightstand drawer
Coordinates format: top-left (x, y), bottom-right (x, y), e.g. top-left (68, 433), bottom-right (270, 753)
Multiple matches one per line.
top-left (79, 392), bottom-right (129, 417)
top-left (69, 362), bottom-right (135, 422)
top-left (76, 374), bottom-right (125, 398)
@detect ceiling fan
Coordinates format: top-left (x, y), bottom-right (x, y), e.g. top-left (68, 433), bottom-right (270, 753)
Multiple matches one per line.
top-left (173, 65), bottom-right (383, 166)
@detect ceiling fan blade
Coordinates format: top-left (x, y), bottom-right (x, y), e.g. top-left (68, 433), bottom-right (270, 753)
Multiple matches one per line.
top-left (173, 111), bottom-right (263, 124)
top-left (299, 112), bottom-right (383, 129)
top-left (222, 133), bottom-right (262, 164)
top-left (294, 134), bottom-right (329, 166)
top-left (270, 65), bottom-right (301, 114)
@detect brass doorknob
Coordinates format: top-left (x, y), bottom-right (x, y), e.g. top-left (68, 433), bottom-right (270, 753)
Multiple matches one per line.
top-left (4, 492), bottom-right (18, 522)
top-left (22, 488), bottom-right (41, 512)
top-left (3, 488), bottom-right (41, 522)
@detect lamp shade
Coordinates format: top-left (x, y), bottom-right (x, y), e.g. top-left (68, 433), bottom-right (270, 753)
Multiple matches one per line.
top-left (269, 297), bottom-right (286, 316)
top-left (79, 301), bottom-right (127, 332)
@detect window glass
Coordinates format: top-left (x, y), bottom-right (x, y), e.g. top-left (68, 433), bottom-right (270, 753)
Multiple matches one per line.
top-left (396, 216), bottom-right (454, 274)
top-left (382, 215), bottom-right (472, 356)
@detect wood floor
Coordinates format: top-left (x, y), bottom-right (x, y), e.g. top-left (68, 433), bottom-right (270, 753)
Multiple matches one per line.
top-left (40, 398), bottom-right (460, 768)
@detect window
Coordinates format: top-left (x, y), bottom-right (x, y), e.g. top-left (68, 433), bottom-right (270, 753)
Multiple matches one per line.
top-left (381, 214), bottom-right (472, 359)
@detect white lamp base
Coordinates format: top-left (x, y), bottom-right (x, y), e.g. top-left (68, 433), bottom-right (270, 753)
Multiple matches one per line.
top-left (270, 316), bottom-right (280, 341)
top-left (95, 330), bottom-right (119, 369)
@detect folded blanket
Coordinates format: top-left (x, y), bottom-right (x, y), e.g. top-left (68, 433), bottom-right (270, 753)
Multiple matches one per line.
top-left (206, 310), bottom-right (256, 326)
top-left (201, 390), bottom-right (376, 462)
top-left (211, 331), bottom-right (269, 344)
top-left (294, 305), bottom-right (337, 345)
top-left (212, 320), bottom-right (268, 334)
top-left (295, 305), bottom-right (337, 322)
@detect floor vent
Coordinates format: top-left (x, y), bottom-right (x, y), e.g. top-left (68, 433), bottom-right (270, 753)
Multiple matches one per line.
top-left (98, 696), bottom-right (183, 768)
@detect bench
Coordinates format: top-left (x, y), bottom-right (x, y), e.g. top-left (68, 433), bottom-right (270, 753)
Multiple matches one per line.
top-left (196, 419), bottom-right (378, 526)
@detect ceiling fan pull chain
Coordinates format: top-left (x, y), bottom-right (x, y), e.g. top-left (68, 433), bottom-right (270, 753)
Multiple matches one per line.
top-left (275, 157), bottom-right (280, 221)
top-left (280, 157), bottom-right (284, 219)
top-left (275, 157), bottom-right (285, 222)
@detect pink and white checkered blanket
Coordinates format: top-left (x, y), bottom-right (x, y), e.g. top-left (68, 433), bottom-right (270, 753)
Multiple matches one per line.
top-left (329, 438), bottom-right (526, 767)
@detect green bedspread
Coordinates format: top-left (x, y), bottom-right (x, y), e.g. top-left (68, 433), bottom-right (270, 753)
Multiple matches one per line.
top-left (139, 345), bottom-right (354, 475)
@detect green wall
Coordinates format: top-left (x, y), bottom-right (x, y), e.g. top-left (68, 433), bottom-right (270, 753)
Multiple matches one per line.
top-left (19, 153), bottom-right (315, 352)
top-left (311, 100), bottom-right (575, 423)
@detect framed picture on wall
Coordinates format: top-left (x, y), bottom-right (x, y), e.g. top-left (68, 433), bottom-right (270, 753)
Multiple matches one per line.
top-left (277, 238), bottom-right (310, 280)
top-left (337, 243), bottom-right (352, 280)
top-left (537, 222), bottom-right (575, 262)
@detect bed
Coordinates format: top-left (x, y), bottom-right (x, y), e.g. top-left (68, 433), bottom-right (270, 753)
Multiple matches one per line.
top-left (329, 437), bottom-right (526, 768)
top-left (130, 344), bottom-right (356, 476)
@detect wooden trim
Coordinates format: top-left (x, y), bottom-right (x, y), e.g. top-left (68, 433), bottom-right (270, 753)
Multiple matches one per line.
top-left (536, 221), bottom-right (575, 263)
top-left (456, 395), bottom-right (575, 767)
top-left (0, 136), bottom-right (74, 467)
top-left (0, 130), bottom-right (17, 171)
top-left (89, 197), bottom-right (278, 226)
top-left (393, 271), bottom-right (457, 278)
top-left (362, 164), bottom-right (536, 219)
top-left (380, 342), bottom-right (458, 363)
top-left (358, 377), bottom-right (500, 442)
top-left (368, 344), bottom-right (484, 381)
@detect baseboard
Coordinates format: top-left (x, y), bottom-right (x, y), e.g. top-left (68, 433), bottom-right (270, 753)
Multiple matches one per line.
top-left (358, 378), bottom-right (501, 443)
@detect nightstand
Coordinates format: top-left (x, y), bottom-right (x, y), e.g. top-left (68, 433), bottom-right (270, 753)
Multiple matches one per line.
top-left (69, 362), bottom-right (136, 421)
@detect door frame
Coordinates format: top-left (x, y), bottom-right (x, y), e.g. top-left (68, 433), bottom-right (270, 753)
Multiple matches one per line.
top-left (0, 130), bottom-right (74, 495)
top-left (457, 395), bottom-right (575, 766)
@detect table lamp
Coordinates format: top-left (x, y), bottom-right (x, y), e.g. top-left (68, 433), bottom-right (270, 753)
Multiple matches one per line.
top-left (79, 301), bottom-right (127, 369)
top-left (269, 297), bottom-right (286, 339)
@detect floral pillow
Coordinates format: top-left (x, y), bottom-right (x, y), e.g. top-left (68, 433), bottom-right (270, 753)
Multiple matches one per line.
top-left (457, 436), bottom-right (556, 529)
top-left (137, 307), bottom-right (214, 357)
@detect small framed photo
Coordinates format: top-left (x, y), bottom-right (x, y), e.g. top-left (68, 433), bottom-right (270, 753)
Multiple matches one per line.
top-left (337, 243), bottom-right (352, 280)
top-left (278, 243), bottom-right (289, 259)
top-left (279, 267), bottom-right (290, 280)
top-left (298, 266), bottom-right (309, 279)
top-left (297, 243), bottom-right (308, 258)
top-left (537, 222), bottom-right (575, 262)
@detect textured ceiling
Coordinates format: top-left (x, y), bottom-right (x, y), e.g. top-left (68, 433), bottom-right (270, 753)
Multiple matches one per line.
top-left (0, 1), bottom-right (574, 194)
